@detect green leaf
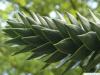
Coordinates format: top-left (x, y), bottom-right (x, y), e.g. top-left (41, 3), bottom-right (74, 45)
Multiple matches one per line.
top-left (6, 36), bottom-right (25, 45)
top-left (7, 21), bottom-right (25, 28)
top-left (66, 12), bottom-right (79, 26)
top-left (78, 31), bottom-right (100, 51)
top-left (18, 12), bottom-right (30, 27)
top-left (3, 28), bottom-right (17, 37)
top-left (26, 17), bottom-right (37, 25)
top-left (44, 17), bottom-right (57, 29)
top-left (56, 11), bottom-right (66, 22)
top-left (32, 25), bottom-right (44, 35)
top-left (55, 38), bottom-right (79, 54)
top-left (37, 14), bottom-right (49, 27)
top-left (28, 11), bottom-right (41, 24)
top-left (42, 28), bottom-right (63, 43)
top-left (91, 23), bottom-right (100, 41)
top-left (89, 21), bottom-right (96, 31)
top-left (65, 25), bottom-right (85, 46)
top-left (27, 42), bottom-right (56, 60)
top-left (53, 19), bottom-right (69, 38)
top-left (22, 35), bottom-right (47, 45)
top-left (33, 42), bottom-right (56, 53)
top-left (77, 12), bottom-right (91, 31)
top-left (89, 9), bottom-right (100, 24)
top-left (70, 45), bottom-right (91, 61)
top-left (4, 28), bottom-right (34, 37)
top-left (45, 51), bottom-right (67, 63)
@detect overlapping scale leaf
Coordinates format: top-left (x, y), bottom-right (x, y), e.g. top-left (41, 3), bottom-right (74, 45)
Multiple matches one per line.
top-left (78, 31), bottom-right (100, 51)
top-left (53, 19), bottom-right (69, 38)
top-left (42, 28), bottom-right (63, 43)
top-left (55, 38), bottom-right (79, 54)
top-left (66, 12), bottom-right (79, 26)
top-left (65, 24), bottom-right (85, 46)
top-left (77, 12), bottom-right (91, 31)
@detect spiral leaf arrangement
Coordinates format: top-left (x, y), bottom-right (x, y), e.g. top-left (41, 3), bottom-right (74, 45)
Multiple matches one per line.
top-left (3, 10), bottom-right (100, 74)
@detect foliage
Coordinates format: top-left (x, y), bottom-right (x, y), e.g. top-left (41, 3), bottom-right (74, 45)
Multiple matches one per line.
top-left (0, 0), bottom-right (100, 75)
top-left (3, 8), bottom-right (100, 75)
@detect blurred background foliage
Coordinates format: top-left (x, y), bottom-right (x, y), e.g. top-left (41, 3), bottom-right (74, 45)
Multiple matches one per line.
top-left (0, 0), bottom-right (100, 75)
